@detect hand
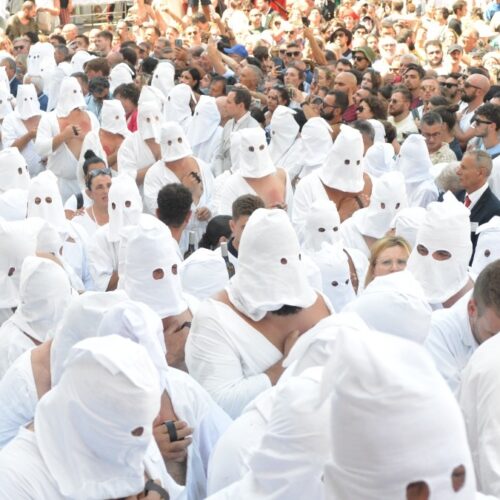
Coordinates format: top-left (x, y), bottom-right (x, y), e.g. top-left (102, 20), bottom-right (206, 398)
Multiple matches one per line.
top-left (153, 420), bottom-right (193, 462)
top-left (63, 124), bottom-right (81, 141)
top-left (303, 25), bottom-right (313, 39)
top-left (283, 329), bottom-right (301, 358)
top-left (195, 207), bottom-right (211, 221)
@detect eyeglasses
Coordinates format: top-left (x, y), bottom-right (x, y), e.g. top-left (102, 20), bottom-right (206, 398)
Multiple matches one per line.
top-left (286, 51), bottom-right (301, 57)
top-left (353, 55), bottom-right (368, 62)
top-left (279, 49), bottom-right (286, 54)
top-left (322, 102), bottom-right (339, 110)
top-left (440, 82), bottom-right (458, 88)
top-left (464, 82), bottom-right (482, 90)
top-left (285, 30), bottom-right (296, 35)
top-left (13, 45), bottom-right (25, 50)
top-left (375, 258), bottom-right (408, 269)
top-left (186, 31), bottom-right (198, 36)
top-left (472, 117), bottom-right (493, 125)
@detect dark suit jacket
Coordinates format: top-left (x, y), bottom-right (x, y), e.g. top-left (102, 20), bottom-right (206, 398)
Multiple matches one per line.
top-left (456, 187), bottom-right (500, 260)
top-left (9, 77), bottom-right (20, 97)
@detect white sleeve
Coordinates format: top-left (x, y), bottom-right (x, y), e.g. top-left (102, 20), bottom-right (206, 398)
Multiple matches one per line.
top-left (34, 114), bottom-right (55, 158)
top-left (143, 168), bottom-right (160, 215)
top-left (290, 176), bottom-right (311, 234)
top-left (117, 136), bottom-right (138, 180)
top-left (87, 232), bottom-right (115, 292)
top-left (186, 305), bottom-right (272, 419)
top-left (217, 176), bottom-right (240, 217)
top-left (1, 115), bottom-right (18, 148)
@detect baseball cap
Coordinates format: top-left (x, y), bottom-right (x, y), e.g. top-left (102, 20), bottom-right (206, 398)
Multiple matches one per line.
top-left (447, 44), bottom-right (463, 54)
top-left (224, 44), bottom-right (249, 58)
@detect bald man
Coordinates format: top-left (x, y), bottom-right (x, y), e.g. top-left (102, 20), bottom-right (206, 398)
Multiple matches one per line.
top-left (334, 71), bottom-right (358, 123)
top-left (456, 74), bottom-right (491, 149)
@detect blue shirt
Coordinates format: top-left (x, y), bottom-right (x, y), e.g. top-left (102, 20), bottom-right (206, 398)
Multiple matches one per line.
top-left (38, 93), bottom-right (48, 112)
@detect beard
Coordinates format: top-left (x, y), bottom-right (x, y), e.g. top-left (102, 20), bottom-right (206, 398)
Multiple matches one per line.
top-left (461, 93), bottom-right (474, 103)
top-left (320, 109), bottom-right (335, 121)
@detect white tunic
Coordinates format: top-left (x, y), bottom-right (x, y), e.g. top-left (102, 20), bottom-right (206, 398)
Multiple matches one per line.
top-left (292, 171), bottom-right (329, 233)
top-left (424, 291), bottom-right (477, 395)
top-left (191, 126), bottom-right (223, 169)
top-left (339, 216), bottom-right (371, 258)
top-left (87, 225), bottom-right (119, 292)
top-left (406, 179), bottom-right (439, 209)
top-left (117, 131), bottom-right (156, 180)
top-left (0, 350), bottom-right (36, 449)
top-left (0, 319), bottom-right (34, 380)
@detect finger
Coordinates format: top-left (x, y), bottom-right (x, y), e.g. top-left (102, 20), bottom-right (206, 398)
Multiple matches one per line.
top-left (174, 420), bottom-right (189, 430)
top-left (176, 426), bottom-right (194, 439)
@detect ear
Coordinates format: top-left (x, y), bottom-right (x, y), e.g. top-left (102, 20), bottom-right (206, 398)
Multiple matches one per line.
top-left (183, 209), bottom-right (192, 226)
top-left (467, 298), bottom-right (477, 319)
top-left (229, 218), bottom-right (236, 233)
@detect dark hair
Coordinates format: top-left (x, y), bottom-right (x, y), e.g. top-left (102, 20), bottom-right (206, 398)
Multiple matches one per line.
top-left (452, 0), bottom-right (467, 13)
top-left (229, 87), bottom-right (252, 110)
top-left (404, 63), bottom-right (426, 80)
top-left (97, 30), bottom-right (113, 43)
top-left (82, 149), bottom-right (106, 188)
top-left (182, 67), bottom-right (201, 92)
top-left (336, 57), bottom-right (353, 69)
top-left (210, 75), bottom-right (227, 95)
top-left (378, 85), bottom-right (393, 101)
top-left (71, 71), bottom-right (89, 85)
top-left (468, 66), bottom-right (490, 78)
top-left (250, 106), bottom-right (266, 126)
top-left (253, 46), bottom-right (269, 63)
top-left (49, 34), bottom-right (66, 45)
top-left (327, 90), bottom-right (349, 113)
top-left (351, 120), bottom-right (375, 143)
top-left (433, 104), bottom-right (459, 131)
top-left (360, 95), bottom-right (387, 119)
top-left (272, 85), bottom-right (291, 106)
top-left (272, 304), bottom-right (303, 316)
top-left (76, 34), bottom-right (89, 47)
top-left (192, 12), bottom-right (208, 24)
top-left (232, 194), bottom-right (265, 220)
top-left (420, 111), bottom-right (443, 127)
top-left (120, 47), bottom-right (137, 67)
top-left (381, 119), bottom-right (397, 143)
top-left (424, 39), bottom-right (443, 52)
top-left (429, 95), bottom-right (451, 107)
top-left (473, 260), bottom-right (500, 315)
top-left (391, 85), bottom-right (412, 103)
top-left (362, 68), bottom-right (382, 90)
top-left (475, 103), bottom-right (500, 130)
top-left (349, 68), bottom-right (363, 85)
top-left (246, 56), bottom-right (262, 70)
top-left (198, 215), bottom-right (232, 249)
top-left (84, 57), bottom-right (110, 77)
top-left (113, 83), bottom-right (140, 106)
top-left (156, 183), bottom-right (193, 228)
top-left (141, 57), bottom-right (159, 76)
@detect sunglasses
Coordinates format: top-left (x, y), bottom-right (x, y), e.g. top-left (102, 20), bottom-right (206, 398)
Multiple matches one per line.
top-left (285, 30), bottom-right (296, 35)
top-left (86, 167), bottom-right (112, 187)
top-left (279, 49), bottom-right (286, 54)
top-left (353, 55), bottom-right (367, 62)
top-left (286, 51), bottom-right (301, 57)
top-left (440, 82), bottom-right (458, 88)
top-left (472, 117), bottom-right (493, 125)
top-left (464, 82), bottom-right (482, 90)
top-left (186, 31), bottom-right (198, 35)
top-left (13, 45), bottom-right (25, 50)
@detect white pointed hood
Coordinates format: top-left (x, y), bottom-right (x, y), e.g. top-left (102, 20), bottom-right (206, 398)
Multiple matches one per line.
top-left (38, 335), bottom-right (161, 500)
top-left (0, 219), bottom-right (37, 308)
top-left (471, 216), bottom-right (500, 276)
top-left (300, 117), bottom-right (332, 168)
top-left (268, 105), bottom-right (299, 164)
top-left (238, 127), bottom-right (276, 178)
top-left (319, 124), bottom-right (365, 192)
top-left (27, 42), bottom-right (56, 78)
top-left (395, 133), bottom-right (434, 183)
top-left (151, 62), bottom-right (175, 99)
top-left (109, 62), bottom-right (134, 93)
top-left (138, 100), bottom-right (162, 141)
top-left (108, 174), bottom-right (143, 243)
top-left (55, 77), bottom-right (86, 117)
top-left (101, 99), bottom-right (130, 137)
top-left (0, 84), bottom-right (14, 119)
top-left (157, 121), bottom-right (192, 162)
top-left (187, 95), bottom-right (221, 149)
top-left (351, 171), bottom-right (407, 238)
top-left (322, 326), bottom-right (476, 499)
top-left (138, 85), bottom-right (166, 113)
top-left (227, 208), bottom-right (317, 321)
top-left (15, 84), bottom-right (41, 119)
top-left (301, 199), bottom-right (342, 253)
top-left (343, 270), bottom-right (432, 344)
top-left (392, 206), bottom-right (427, 248)
top-left (70, 50), bottom-right (96, 73)
top-left (0, 147), bottom-right (30, 193)
top-left (164, 83), bottom-right (193, 131)
top-left (363, 141), bottom-right (395, 178)
top-left (407, 192), bottom-right (472, 304)
top-left (0, 188), bottom-right (28, 220)
top-left (122, 215), bottom-right (187, 318)
top-left (10, 256), bottom-right (72, 342)
top-left (367, 118), bottom-right (386, 143)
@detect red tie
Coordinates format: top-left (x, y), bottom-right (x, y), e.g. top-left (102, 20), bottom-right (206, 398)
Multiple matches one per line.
top-left (464, 195), bottom-right (471, 208)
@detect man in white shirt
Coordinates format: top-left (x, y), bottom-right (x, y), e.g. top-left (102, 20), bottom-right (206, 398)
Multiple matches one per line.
top-left (425, 260), bottom-right (500, 394)
top-left (387, 86), bottom-right (418, 143)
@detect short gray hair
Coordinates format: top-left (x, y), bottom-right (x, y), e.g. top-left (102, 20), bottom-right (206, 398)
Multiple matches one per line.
top-left (465, 149), bottom-right (493, 176)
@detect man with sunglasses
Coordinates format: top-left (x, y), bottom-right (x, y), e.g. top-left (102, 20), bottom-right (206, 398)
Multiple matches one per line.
top-left (330, 27), bottom-right (352, 59)
top-left (351, 46), bottom-right (375, 72)
top-left (440, 73), bottom-right (462, 105)
top-left (469, 103), bottom-right (500, 160)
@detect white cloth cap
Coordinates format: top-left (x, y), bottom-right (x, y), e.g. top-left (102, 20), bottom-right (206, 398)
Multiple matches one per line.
top-left (471, 216), bottom-right (500, 276)
top-left (302, 199), bottom-right (341, 253)
top-left (108, 174), bottom-right (143, 243)
top-left (367, 119), bottom-right (386, 143)
top-left (392, 206), bottom-right (427, 248)
top-left (101, 99), bottom-right (130, 137)
top-left (96, 299), bottom-right (168, 391)
top-left (407, 191), bottom-right (472, 304)
top-left (10, 256), bottom-right (72, 343)
top-left (70, 50), bottom-right (95, 73)
top-left (187, 95), bottom-right (221, 149)
top-left (109, 62), bottom-right (134, 93)
top-left (268, 105), bottom-right (299, 164)
top-left (238, 127), bottom-right (276, 179)
top-left (55, 77), bottom-right (86, 117)
top-left (227, 208), bottom-right (317, 321)
top-left (138, 85), bottom-right (166, 113)
top-left (363, 142), bottom-right (395, 178)
top-left (157, 121), bottom-right (192, 162)
top-left (0, 188), bottom-right (28, 220)
top-left (15, 84), bottom-right (41, 120)
top-left (0, 219), bottom-right (37, 308)
top-left (0, 84), bottom-right (13, 119)
top-left (27, 170), bottom-right (68, 234)
top-left (180, 248), bottom-right (229, 300)
top-left (151, 62), bottom-right (175, 99)
top-left (343, 270), bottom-right (432, 343)
top-left (122, 215), bottom-right (187, 318)
top-left (50, 290), bottom-right (128, 385)
top-left (0, 147), bottom-right (30, 193)
top-left (322, 326), bottom-right (476, 499)
top-left (309, 242), bottom-right (356, 311)
top-left (29, 216), bottom-right (63, 255)
top-left (27, 42), bottom-right (56, 78)
top-left (352, 171), bottom-right (407, 239)
top-left (37, 335), bottom-right (161, 500)
top-left (164, 83), bottom-right (193, 129)
top-left (319, 124), bottom-right (365, 192)
top-left (138, 101), bottom-right (162, 141)
top-left (395, 133), bottom-right (433, 183)
top-left (300, 117), bottom-right (332, 168)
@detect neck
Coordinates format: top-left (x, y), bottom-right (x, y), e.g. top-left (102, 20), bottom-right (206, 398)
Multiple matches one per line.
top-left (234, 110), bottom-right (247, 122)
top-left (392, 110), bottom-right (409, 123)
top-left (483, 133), bottom-right (499, 149)
top-left (169, 226), bottom-right (183, 243)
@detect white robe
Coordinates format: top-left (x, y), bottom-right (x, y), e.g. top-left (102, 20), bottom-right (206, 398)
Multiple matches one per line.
top-left (34, 111), bottom-right (100, 202)
top-left (1, 113), bottom-right (45, 177)
top-left (272, 138), bottom-right (303, 182)
top-left (339, 215), bottom-right (371, 258)
top-left (406, 179), bottom-right (439, 209)
top-left (0, 350), bottom-right (36, 449)
top-left (87, 224), bottom-right (119, 292)
top-left (217, 170), bottom-right (293, 218)
top-left (0, 319), bottom-right (34, 380)
top-left (191, 126), bottom-right (223, 170)
top-left (117, 131), bottom-right (156, 181)
top-left (292, 171), bottom-right (329, 233)
top-left (424, 291), bottom-right (477, 395)
top-left (143, 158), bottom-right (214, 254)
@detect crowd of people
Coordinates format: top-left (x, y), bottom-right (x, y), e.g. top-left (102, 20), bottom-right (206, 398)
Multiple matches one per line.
top-left (0, 0), bottom-right (500, 497)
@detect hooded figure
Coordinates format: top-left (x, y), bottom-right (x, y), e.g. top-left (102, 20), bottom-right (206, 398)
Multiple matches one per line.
top-left (321, 326), bottom-right (478, 499)
top-left (55, 76), bottom-right (86, 118)
top-left (471, 216), bottom-right (500, 276)
top-left (109, 62), bottom-right (134, 93)
top-left (407, 192), bottom-right (472, 305)
top-left (151, 62), bottom-right (175, 100)
top-left (395, 134), bottom-right (439, 208)
top-left (187, 95), bottom-right (222, 165)
top-left (0, 147), bottom-right (30, 193)
top-left (138, 84), bottom-right (166, 113)
top-left (26, 42), bottom-right (56, 87)
top-left (367, 118), bottom-right (386, 143)
top-left (268, 105), bottom-right (301, 173)
top-left (319, 124), bottom-right (365, 192)
top-left (300, 199), bottom-right (341, 252)
top-left (340, 171), bottom-right (407, 257)
top-left (363, 141), bottom-right (395, 178)
top-left (294, 117), bottom-right (332, 180)
top-left (0, 188), bottom-right (28, 220)
top-left (0, 84), bottom-right (14, 120)
top-left (122, 215), bottom-right (187, 319)
top-left (14, 84), bottom-right (40, 120)
top-left (344, 270), bottom-right (432, 344)
top-left (0, 256), bottom-right (72, 378)
top-left (70, 51), bottom-right (95, 74)
top-left (391, 206), bottom-right (427, 248)
top-left (164, 83), bottom-right (193, 132)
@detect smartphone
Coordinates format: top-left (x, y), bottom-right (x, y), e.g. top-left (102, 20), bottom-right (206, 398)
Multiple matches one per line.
top-left (301, 16), bottom-right (310, 27)
top-left (175, 39), bottom-right (183, 48)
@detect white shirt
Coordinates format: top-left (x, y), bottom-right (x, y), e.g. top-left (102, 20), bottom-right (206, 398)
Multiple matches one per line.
top-left (0, 318), bottom-right (35, 380)
top-left (466, 182), bottom-right (489, 211)
top-left (388, 113), bottom-right (419, 143)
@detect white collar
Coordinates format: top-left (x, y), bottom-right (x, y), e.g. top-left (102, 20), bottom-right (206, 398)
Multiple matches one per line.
top-left (234, 111), bottom-right (250, 127)
top-left (467, 182), bottom-right (489, 209)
